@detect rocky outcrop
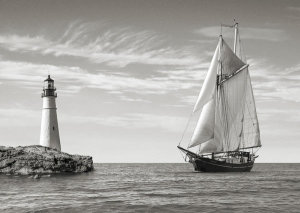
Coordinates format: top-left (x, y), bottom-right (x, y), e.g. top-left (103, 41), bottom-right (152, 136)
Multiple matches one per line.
top-left (0, 145), bottom-right (93, 175)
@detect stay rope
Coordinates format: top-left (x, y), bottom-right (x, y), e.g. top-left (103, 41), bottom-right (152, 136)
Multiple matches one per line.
top-left (178, 111), bottom-right (194, 146)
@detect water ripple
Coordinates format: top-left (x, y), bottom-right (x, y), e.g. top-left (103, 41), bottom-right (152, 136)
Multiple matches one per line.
top-left (0, 163), bottom-right (299, 212)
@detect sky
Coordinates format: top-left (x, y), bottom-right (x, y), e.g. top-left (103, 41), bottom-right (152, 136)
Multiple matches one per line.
top-left (0, 0), bottom-right (299, 163)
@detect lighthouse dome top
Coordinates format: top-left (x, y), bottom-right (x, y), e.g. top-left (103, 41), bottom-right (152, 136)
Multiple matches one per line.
top-left (44, 75), bottom-right (54, 82)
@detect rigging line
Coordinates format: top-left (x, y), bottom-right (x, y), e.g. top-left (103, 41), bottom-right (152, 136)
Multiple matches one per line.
top-left (244, 75), bottom-right (259, 145)
top-left (236, 72), bottom-right (248, 149)
top-left (223, 81), bottom-right (245, 151)
top-left (244, 71), bottom-right (256, 146)
top-left (238, 33), bottom-right (243, 62)
top-left (217, 39), bottom-right (228, 152)
top-left (245, 76), bottom-right (256, 126)
top-left (220, 85), bottom-right (226, 150)
top-left (221, 23), bottom-right (235, 28)
top-left (221, 84), bottom-right (230, 151)
top-left (178, 111), bottom-right (194, 146)
top-left (247, 72), bottom-right (260, 131)
top-left (254, 146), bottom-right (261, 155)
top-left (215, 88), bottom-right (227, 151)
top-left (238, 32), bottom-right (247, 63)
top-left (224, 84), bottom-right (234, 151)
top-left (220, 23), bottom-right (222, 36)
top-left (179, 149), bottom-right (188, 162)
top-left (224, 85), bottom-right (231, 151)
top-left (227, 70), bottom-right (246, 149)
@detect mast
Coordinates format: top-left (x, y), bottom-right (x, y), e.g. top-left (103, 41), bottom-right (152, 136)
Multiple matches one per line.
top-left (233, 22), bottom-right (238, 54)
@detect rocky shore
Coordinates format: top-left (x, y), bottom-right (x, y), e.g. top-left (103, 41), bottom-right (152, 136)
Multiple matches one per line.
top-left (0, 145), bottom-right (93, 175)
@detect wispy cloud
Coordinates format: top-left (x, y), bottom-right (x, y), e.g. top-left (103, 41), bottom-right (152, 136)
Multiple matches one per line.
top-left (196, 26), bottom-right (287, 42)
top-left (0, 105), bottom-right (187, 132)
top-left (0, 59), bottom-right (202, 95)
top-left (249, 59), bottom-right (300, 103)
top-left (0, 22), bottom-right (200, 68)
top-left (60, 112), bottom-right (187, 132)
top-left (287, 6), bottom-right (300, 12)
top-left (0, 108), bottom-right (39, 127)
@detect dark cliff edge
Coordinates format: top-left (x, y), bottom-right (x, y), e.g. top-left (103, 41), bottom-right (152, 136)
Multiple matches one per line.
top-left (0, 145), bottom-right (93, 175)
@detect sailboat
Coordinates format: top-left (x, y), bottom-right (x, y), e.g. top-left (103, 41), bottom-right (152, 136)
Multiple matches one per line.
top-left (177, 22), bottom-right (261, 172)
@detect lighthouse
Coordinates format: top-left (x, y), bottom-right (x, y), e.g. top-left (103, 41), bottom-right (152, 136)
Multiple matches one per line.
top-left (40, 75), bottom-right (61, 151)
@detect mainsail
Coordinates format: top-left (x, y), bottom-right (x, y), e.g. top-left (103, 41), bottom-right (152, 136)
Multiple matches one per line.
top-left (188, 36), bottom-right (260, 154)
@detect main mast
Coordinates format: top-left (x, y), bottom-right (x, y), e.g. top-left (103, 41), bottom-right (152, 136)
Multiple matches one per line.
top-left (233, 22), bottom-right (238, 54)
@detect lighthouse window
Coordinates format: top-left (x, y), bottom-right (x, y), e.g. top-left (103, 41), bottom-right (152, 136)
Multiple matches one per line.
top-left (53, 126), bottom-right (55, 131)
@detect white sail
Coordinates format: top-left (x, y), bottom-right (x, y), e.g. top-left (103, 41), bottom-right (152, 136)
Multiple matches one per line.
top-left (193, 39), bottom-right (220, 113)
top-left (219, 67), bottom-right (248, 152)
top-left (189, 97), bottom-right (215, 148)
top-left (199, 139), bottom-right (219, 153)
top-left (220, 40), bottom-right (245, 75)
top-left (216, 40), bottom-right (260, 151)
top-left (240, 71), bottom-right (261, 148)
top-left (186, 36), bottom-right (261, 154)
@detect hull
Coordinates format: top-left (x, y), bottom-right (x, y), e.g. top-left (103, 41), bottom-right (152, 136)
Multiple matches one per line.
top-left (191, 157), bottom-right (254, 172)
top-left (177, 146), bottom-right (255, 172)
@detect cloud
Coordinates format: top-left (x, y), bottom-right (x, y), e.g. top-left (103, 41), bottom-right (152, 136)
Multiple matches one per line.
top-left (0, 22), bottom-right (200, 68)
top-left (287, 6), bottom-right (300, 12)
top-left (249, 59), bottom-right (300, 103)
top-left (60, 112), bottom-right (188, 132)
top-left (0, 104), bottom-right (189, 132)
top-left (196, 26), bottom-right (287, 42)
top-left (0, 21), bottom-right (212, 101)
top-left (119, 96), bottom-right (152, 103)
top-left (0, 59), bottom-right (203, 95)
top-left (0, 108), bottom-right (39, 127)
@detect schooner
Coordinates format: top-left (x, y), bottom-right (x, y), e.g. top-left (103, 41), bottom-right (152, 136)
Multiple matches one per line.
top-left (178, 22), bottom-right (261, 172)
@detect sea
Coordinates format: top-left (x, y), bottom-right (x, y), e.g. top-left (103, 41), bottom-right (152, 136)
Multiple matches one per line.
top-left (0, 163), bottom-right (299, 213)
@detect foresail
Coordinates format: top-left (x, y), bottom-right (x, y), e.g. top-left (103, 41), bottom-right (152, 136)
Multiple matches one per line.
top-left (193, 39), bottom-right (220, 113)
top-left (199, 139), bottom-right (220, 154)
top-left (189, 97), bottom-right (215, 148)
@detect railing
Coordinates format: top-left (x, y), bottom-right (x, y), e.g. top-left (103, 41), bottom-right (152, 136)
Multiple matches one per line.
top-left (41, 90), bottom-right (57, 97)
top-left (43, 86), bottom-right (56, 90)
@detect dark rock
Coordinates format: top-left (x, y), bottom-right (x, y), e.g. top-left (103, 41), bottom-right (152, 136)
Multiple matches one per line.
top-left (0, 145), bottom-right (93, 175)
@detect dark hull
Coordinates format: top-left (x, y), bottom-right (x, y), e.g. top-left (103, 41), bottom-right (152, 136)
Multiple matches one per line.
top-left (191, 157), bottom-right (254, 172)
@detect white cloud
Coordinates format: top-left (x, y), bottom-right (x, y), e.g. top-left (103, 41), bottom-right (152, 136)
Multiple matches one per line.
top-left (0, 106), bottom-right (187, 132)
top-left (249, 59), bottom-right (300, 103)
top-left (287, 6), bottom-right (300, 12)
top-left (119, 96), bottom-right (152, 103)
top-left (0, 59), bottom-right (203, 95)
top-left (0, 22), bottom-right (200, 68)
top-left (0, 108), bottom-right (39, 127)
top-left (61, 113), bottom-right (187, 132)
top-left (196, 26), bottom-right (287, 42)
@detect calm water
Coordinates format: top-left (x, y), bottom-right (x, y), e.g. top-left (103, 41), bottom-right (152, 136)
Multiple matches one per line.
top-left (0, 163), bottom-right (299, 213)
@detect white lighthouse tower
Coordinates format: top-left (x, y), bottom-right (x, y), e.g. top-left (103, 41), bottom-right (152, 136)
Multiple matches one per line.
top-left (40, 75), bottom-right (61, 151)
